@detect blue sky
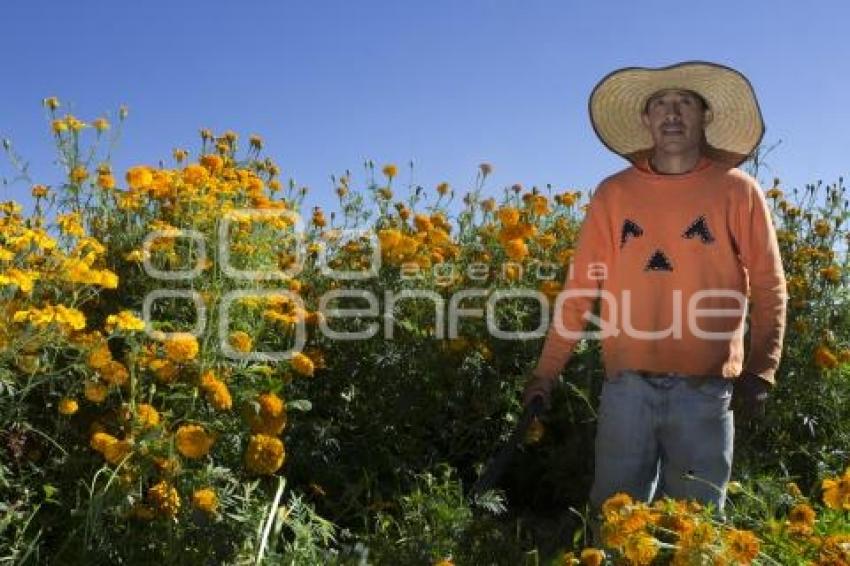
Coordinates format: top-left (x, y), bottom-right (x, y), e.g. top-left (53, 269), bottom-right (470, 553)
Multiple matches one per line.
top-left (1, 0), bottom-right (849, 218)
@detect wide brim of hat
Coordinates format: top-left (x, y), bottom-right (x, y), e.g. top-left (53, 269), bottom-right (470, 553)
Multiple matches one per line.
top-left (589, 61), bottom-right (765, 168)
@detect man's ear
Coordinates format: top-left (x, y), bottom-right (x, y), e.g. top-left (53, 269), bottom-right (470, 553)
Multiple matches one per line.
top-left (703, 108), bottom-right (714, 125)
top-left (640, 112), bottom-right (651, 129)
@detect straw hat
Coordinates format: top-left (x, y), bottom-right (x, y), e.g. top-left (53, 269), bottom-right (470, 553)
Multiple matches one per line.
top-left (589, 61), bottom-right (764, 168)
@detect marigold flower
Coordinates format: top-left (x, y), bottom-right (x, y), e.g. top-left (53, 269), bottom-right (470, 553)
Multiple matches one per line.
top-left (192, 488), bottom-right (218, 514)
top-left (497, 207), bottom-right (520, 226)
top-left (291, 351), bottom-right (315, 377)
top-left (579, 548), bottom-right (604, 566)
top-left (245, 434), bottom-right (285, 475)
top-left (820, 264), bottom-right (842, 283)
top-left (84, 381), bottom-right (108, 403)
top-left (200, 154), bottom-right (224, 173)
top-left (200, 370), bottom-right (232, 411)
top-left (97, 173), bottom-right (116, 190)
top-left (148, 481), bottom-right (180, 517)
top-left (822, 467), bottom-right (850, 510)
top-left (504, 238), bottom-right (529, 262)
top-left (43, 96), bottom-right (60, 110)
top-left (247, 392), bottom-right (287, 435)
top-left (103, 438), bottom-right (133, 465)
top-left (90, 431), bottom-right (117, 452)
top-left (100, 360), bottom-right (129, 386)
top-left (622, 533), bottom-right (658, 565)
top-left (382, 164), bottom-right (398, 179)
top-left (436, 182), bottom-right (450, 196)
top-left (92, 117), bottom-right (110, 132)
top-left (814, 344), bottom-right (840, 370)
top-left (228, 331), bottom-right (253, 353)
top-left (31, 185), bottom-right (49, 198)
top-left (58, 397), bottom-right (79, 416)
top-left (136, 403), bottom-right (160, 429)
top-left (126, 166), bottom-right (154, 190)
top-left (787, 502), bottom-right (816, 536)
top-left (105, 310), bottom-right (146, 332)
top-left (163, 333), bottom-right (199, 362)
top-left (722, 529), bottom-right (759, 564)
top-left (173, 148), bottom-right (188, 163)
top-left (174, 424), bottom-right (214, 459)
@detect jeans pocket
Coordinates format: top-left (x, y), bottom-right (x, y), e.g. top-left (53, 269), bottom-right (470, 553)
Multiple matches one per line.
top-left (692, 376), bottom-right (733, 400)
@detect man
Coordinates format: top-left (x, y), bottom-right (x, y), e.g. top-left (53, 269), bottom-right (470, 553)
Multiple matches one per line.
top-left (522, 61), bottom-right (787, 542)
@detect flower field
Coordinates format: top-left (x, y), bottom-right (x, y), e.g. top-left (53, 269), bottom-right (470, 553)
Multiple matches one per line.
top-left (1, 99), bottom-right (850, 565)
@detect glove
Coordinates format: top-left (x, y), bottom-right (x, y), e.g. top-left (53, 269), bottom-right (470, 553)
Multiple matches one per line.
top-left (522, 371), bottom-right (556, 410)
top-left (732, 371), bottom-right (772, 422)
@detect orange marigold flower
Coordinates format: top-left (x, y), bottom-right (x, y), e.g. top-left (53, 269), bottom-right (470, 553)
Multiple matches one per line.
top-left (192, 488), bottom-right (218, 514)
top-left (723, 529), bottom-right (759, 565)
top-left (503, 238), bottom-right (529, 262)
top-left (228, 331), bottom-right (253, 353)
top-left (58, 397), bottom-right (79, 416)
top-left (136, 403), bottom-right (160, 429)
top-left (174, 424), bottom-right (215, 459)
top-left (497, 207), bottom-right (520, 226)
top-left (822, 468), bottom-right (850, 510)
top-left (814, 344), bottom-right (840, 370)
top-left (623, 533), bottom-right (658, 566)
top-left (787, 503), bottom-right (816, 536)
top-left (382, 164), bottom-right (398, 179)
top-left (163, 333), bottom-right (199, 362)
top-left (579, 548), bottom-right (605, 566)
top-left (126, 166), bottom-right (153, 190)
top-left (84, 381), bottom-right (108, 403)
top-left (247, 392), bottom-right (287, 435)
top-left (291, 352), bottom-right (315, 377)
top-left (245, 434), bottom-right (285, 475)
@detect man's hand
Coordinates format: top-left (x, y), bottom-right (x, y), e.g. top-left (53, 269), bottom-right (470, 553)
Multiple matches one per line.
top-left (522, 372), bottom-right (556, 410)
top-left (732, 371), bottom-right (772, 422)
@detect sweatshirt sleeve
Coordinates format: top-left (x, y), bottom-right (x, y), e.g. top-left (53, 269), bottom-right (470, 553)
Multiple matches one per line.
top-left (532, 184), bottom-right (613, 381)
top-left (735, 178), bottom-right (788, 384)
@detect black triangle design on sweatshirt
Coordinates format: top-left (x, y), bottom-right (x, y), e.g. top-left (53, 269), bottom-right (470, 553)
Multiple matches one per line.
top-left (620, 218), bottom-right (644, 248)
top-left (682, 214), bottom-right (716, 244)
top-left (644, 249), bottom-right (673, 272)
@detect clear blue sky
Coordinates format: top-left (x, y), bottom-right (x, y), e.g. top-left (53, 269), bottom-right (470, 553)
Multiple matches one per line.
top-left (2, 0), bottom-right (849, 218)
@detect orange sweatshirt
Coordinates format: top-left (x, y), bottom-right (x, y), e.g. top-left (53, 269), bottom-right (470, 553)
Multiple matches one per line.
top-left (533, 157), bottom-right (788, 384)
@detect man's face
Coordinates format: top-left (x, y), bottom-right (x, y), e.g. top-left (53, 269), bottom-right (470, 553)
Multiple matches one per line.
top-left (640, 89), bottom-right (712, 156)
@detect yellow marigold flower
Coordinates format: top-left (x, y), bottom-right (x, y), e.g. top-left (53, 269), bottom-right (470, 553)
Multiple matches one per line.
top-left (497, 207), bottom-right (520, 226)
top-left (504, 238), bottom-right (529, 262)
top-left (103, 438), bottom-right (133, 465)
top-left (200, 370), bottom-right (232, 411)
top-left (126, 166), bottom-right (153, 190)
top-left (96, 173), bottom-right (115, 190)
top-left (84, 381), bottom-right (108, 403)
top-left (100, 360), bottom-right (129, 386)
top-left (90, 431), bottom-right (117, 453)
top-left (31, 184), bottom-right (49, 198)
top-left (0, 268), bottom-right (38, 294)
top-left (229, 331), bottom-right (253, 353)
top-left (192, 488), bottom-right (218, 514)
top-left (291, 351), bottom-right (315, 377)
top-left (814, 219), bottom-right (831, 237)
top-left (536, 233), bottom-right (557, 249)
top-left (413, 214), bottom-right (433, 232)
top-left (765, 187), bottom-right (783, 199)
top-left (87, 343), bottom-right (113, 369)
top-left (723, 529), bottom-right (759, 564)
top-left (105, 310), bottom-right (145, 332)
top-left (65, 115), bottom-right (86, 131)
top-left (621, 533), bottom-right (658, 565)
top-left (248, 392), bottom-right (287, 435)
top-left (174, 424), bottom-right (214, 459)
top-left (378, 229), bottom-right (402, 252)
top-left (136, 403), bottom-right (160, 429)
top-left (92, 117), bottom-right (110, 132)
top-left (822, 467), bottom-right (850, 510)
top-left (148, 481), bottom-right (180, 518)
top-left (436, 182), bottom-right (450, 196)
top-left (529, 194), bottom-right (550, 216)
top-left (245, 434), bottom-right (285, 475)
top-left (58, 397), bottom-right (79, 416)
top-left (579, 548), bottom-right (604, 566)
top-left (150, 358), bottom-right (179, 383)
top-left (312, 208), bottom-right (327, 228)
top-left (814, 344), bottom-right (840, 370)
top-left (57, 211), bottom-right (85, 237)
top-left (787, 503), bottom-right (816, 536)
top-left (69, 166), bottom-right (88, 184)
top-left (43, 96), bottom-right (60, 110)
top-left (200, 154), bottom-right (224, 173)
top-left (602, 492), bottom-right (633, 518)
top-left (164, 333), bottom-right (199, 362)
top-left (382, 164), bottom-right (398, 179)
top-left (51, 119), bottom-right (68, 134)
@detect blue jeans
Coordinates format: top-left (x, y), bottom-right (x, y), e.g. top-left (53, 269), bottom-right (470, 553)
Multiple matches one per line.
top-left (588, 369), bottom-right (734, 538)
